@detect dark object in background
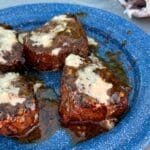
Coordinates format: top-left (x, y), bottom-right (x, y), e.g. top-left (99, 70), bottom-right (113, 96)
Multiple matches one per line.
top-left (118, 0), bottom-right (150, 18)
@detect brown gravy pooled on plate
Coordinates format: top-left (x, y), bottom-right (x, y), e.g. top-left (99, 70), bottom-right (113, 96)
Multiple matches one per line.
top-left (18, 87), bottom-right (60, 143)
top-left (18, 86), bottom-right (106, 144)
top-left (65, 124), bottom-right (107, 144)
top-left (19, 100), bottom-right (59, 143)
top-left (105, 51), bottom-right (130, 87)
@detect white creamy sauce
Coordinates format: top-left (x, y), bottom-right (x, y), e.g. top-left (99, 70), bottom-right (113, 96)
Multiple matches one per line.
top-left (65, 54), bottom-right (84, 68)
top-left (30, 15), bottom-right (73, 48)
top-left (30, 22), bottom-right (67, 48)
top-left (52, 14), bottom-right (73, 22)
top-left (89, 54), bottom-right (105, 69)
top-left (30, 32), bottom-right (55, 47)
top-left (100, 118), bottom-right (117, 130)
top-left (0, 27), bottom-right (17, 63)
top-left (51, 47), bottom-right (62, 56)
top-left (75, 64), bottom-right (112, 104)
top-left (33, 82), bottom-right (42, 93)
top-left (87, 36), bottom-right (98, 46)
top-left (0, 73), bottom-right (25, 106)
top-left (18, 32), bottom-right (27, 44)
top-left (63, 42), bottom-right (68, 46)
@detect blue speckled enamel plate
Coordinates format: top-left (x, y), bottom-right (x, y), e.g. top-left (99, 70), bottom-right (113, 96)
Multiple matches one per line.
top-left (0, 3), bottom-right (150, 150)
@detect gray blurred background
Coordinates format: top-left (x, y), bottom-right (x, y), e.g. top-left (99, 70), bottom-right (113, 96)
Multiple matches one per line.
top-left (0, 0), bottom-right (149, 35)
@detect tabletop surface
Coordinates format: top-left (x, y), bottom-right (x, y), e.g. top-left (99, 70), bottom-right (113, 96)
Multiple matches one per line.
top-left (0, 0), bottom-right (149, 36)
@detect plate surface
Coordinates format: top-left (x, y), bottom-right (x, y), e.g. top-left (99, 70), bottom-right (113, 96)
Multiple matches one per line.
top-left (0, 3), bottom-right (150, 150)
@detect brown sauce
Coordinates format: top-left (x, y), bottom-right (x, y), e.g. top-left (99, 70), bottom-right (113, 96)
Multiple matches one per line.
top-left (89, 41), bottom-right (130, 88)
top-left (94, 51), bottom-right (130, 88)
top-left (121, 40), bottom-right (127, 48)
top-left (75, 12), bottom-right (87, 17)
top-left (18, 100), bottom-right (59, 143)
top-left (17, 49), bottom-right (129, 144)
top-left (17, 85), bottom-right (107, 144)
top-left (105, 51), bottom-right (130, 87)
top-left (65, 124), bottom-right (107, 144)
top-left (127, 30), bottom-right (132, 35)
top-left (18, 87), bottom-right (60, 143)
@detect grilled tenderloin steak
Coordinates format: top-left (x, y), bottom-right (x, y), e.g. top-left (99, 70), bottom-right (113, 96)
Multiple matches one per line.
top-left (23, 14), bottom-right (88, 71)
top-left (0, 73), bottom-right (39, 137)
top-left (0, 24), bottom-right (25, 72)
top-left (59, 54), bottom-right (129, 130)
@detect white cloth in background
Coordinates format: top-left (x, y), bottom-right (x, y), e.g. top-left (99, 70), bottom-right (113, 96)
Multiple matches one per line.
top-left (118, 0), bottom-right (150, 18)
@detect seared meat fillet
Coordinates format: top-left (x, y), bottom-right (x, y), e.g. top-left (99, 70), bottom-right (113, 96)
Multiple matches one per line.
top-left (23, 14), bottom-right (88, 71)
top-left (0, 24), bottom-right (25, 72)
top-left (0, 73), bottom-right (38, 137)
top-left (59, 54), bottom-right (129, 130)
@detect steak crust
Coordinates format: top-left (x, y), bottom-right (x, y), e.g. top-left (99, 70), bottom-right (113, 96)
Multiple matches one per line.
top-left (59, 54), bottom-right (129, 130)
top-left (0, 73), bottom-right (39, 137)
top-left (23, 14), bottom-right (88, 71)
